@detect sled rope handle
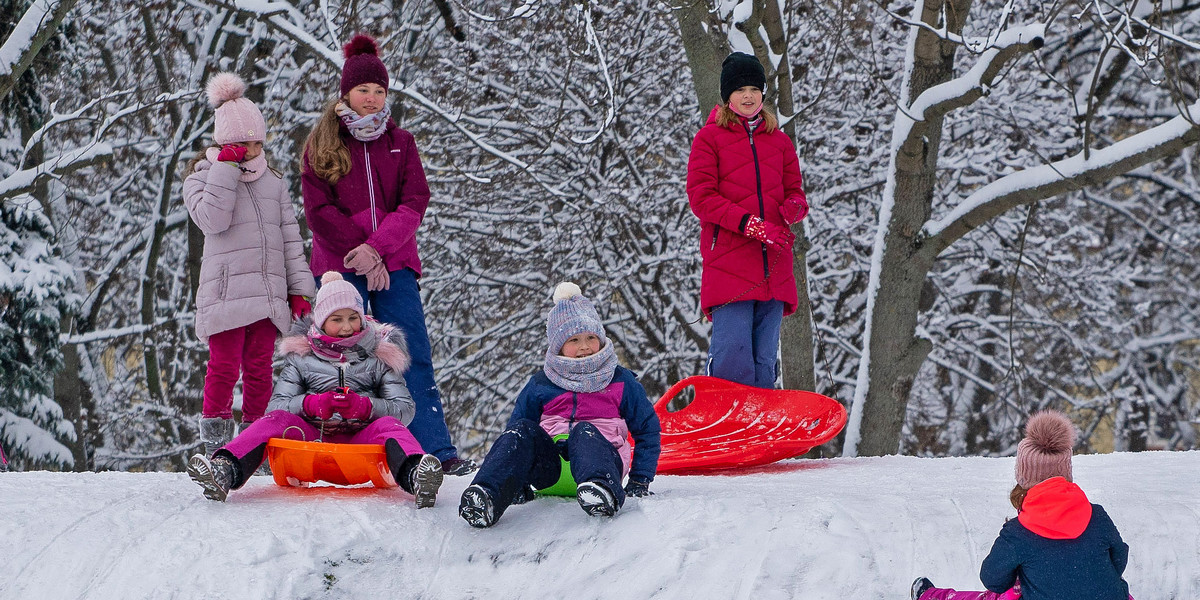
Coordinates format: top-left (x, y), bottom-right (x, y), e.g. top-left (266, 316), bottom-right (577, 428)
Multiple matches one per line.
top-left (282, 425), bottom-right (310, 443)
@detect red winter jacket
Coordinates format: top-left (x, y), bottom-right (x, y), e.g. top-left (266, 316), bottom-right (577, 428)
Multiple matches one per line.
top-left (301, 121), bottom-right (431, 277)
top-left (686, 106), bottom-right (806, 318)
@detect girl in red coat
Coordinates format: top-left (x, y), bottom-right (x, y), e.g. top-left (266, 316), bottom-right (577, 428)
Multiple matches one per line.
top-left (686, 52), bottom-right (808, 388)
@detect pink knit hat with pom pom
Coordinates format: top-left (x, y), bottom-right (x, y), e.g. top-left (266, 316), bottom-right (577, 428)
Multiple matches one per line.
top-left (313, 272), bottom-right (364, 329)
top-left (340, 34), bottom-right (389, 96)
top-left (206, 72), bottom-right (266, 145)
top-left (1015, 410), bottom-right (1076, 488)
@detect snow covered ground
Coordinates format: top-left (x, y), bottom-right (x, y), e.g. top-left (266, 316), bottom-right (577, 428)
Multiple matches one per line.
top-left (1, 451), bottom-right (1196, 599)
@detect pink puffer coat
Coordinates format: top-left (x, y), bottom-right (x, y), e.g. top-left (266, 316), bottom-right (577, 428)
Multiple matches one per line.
top-left (183, 159), bottom-right (316, 341)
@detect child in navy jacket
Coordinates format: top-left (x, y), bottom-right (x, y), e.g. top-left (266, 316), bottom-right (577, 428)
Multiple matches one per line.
top-left (458, 282), bottom-right (661, 527)
top-left (911, 411), bottom-right (1132, 600)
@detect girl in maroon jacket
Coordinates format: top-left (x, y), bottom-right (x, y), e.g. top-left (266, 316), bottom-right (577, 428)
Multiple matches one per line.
top-left (300, 34), bottom-right (475, 476)
top-left (686, 52), bottom-right (808, 388)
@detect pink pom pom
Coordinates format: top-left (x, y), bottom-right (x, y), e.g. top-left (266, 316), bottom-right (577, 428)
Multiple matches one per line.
top-left (1024, 411), bottom-right (1075, 454)
top-left (343, 34), bottom-right (379, 59)
top-left (205, 72), bottom-right (246, 108)
top-left (320, 271), bottom-right (345, 285)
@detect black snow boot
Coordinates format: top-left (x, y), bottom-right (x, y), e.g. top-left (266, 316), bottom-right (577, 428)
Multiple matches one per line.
top-left (393, 451), bottom-right (444, 509)
top-left (459, 484), bottom-right (497, 528)
top-left (910, 577), bottom-right (934, 600)
top-left (576, 481), bottom-right (617, 517)
top-left (187, 454), bottom-right (237, 502)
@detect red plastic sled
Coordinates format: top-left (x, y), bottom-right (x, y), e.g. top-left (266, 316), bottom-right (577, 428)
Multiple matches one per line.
top-left (654, 376), bottom-right (847, 474)
top-left (266, 438), bottom-right (397, 488)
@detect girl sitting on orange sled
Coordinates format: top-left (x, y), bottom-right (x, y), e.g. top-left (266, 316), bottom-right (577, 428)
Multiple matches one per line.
top-left (187, 272), bottom-right (443, 507)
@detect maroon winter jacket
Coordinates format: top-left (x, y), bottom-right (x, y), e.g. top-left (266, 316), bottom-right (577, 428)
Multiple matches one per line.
top-left (301, 121), bottom-right (431, 277)
top-left (686, 105), bottom-right (805, 318)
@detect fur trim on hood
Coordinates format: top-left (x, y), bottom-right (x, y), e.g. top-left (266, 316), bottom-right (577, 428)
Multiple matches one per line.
top-left (278, 316), bottom-right (411, 375)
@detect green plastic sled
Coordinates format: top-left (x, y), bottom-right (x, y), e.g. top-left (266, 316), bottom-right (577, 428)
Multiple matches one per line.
top-left (535, 434), bottom-right (577, 497)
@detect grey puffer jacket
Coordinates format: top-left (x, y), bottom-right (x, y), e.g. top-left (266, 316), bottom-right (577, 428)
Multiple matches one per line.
top-left (183, 158), bottom-right (316, 341)
top-left (268, 317), bottom-right (415, 432)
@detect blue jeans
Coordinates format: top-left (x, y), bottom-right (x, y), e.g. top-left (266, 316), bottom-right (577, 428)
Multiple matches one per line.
top-left (707, 300), bottom-right (784, 388)
top-left (470, 419), bottom-right (624, 522)
top-left (319, 269), bottom-right (459, 461)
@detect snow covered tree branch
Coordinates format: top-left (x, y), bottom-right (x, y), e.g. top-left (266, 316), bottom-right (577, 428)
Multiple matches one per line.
top-left (0, 0), bottom-right (77, 101)
top-left (922, 102), bottom-right (1200, 254)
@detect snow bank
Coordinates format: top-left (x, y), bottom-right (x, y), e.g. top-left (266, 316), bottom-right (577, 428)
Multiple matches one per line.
top-left (1, 451), bottom-right (1196, 599)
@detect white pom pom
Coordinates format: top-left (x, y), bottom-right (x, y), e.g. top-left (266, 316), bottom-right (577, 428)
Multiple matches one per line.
top-left (320, 271), bottom-right (344, 285)
top-left (206, 72), bottom-right (246, 108)
top-left (553, 281), bottom-right (581, 302)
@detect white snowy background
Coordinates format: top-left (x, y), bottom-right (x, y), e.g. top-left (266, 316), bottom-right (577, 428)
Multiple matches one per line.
top-left (2, 450), bottom-right (1196, 599)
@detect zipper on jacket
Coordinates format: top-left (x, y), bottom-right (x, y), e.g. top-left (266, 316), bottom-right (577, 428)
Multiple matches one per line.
top-left (363, 142), bottom-right (378, 232)
top-left (244, 183), bottom-right (276, 321)
top-left (711, 223), bottom-right (720, 250)
top-left (570, 392), bottom-right (578, 429)
top-left (742, 119), bottom-right (769, 279)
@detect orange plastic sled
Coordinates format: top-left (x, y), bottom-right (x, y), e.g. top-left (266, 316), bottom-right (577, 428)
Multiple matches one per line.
top-left (654, 376), bottom-right (847, 474)
top-left (266, 438), bottom-right (397, 488)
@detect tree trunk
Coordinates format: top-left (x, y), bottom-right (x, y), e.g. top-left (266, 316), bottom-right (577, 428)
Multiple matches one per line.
top-left (853, 0), bottom-right (974, 456)
top-left (672, 0), bottom-right (729, 123)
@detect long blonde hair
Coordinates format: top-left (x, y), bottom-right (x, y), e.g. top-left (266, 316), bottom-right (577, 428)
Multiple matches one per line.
top-left (302, 99), bottom-right (352, 184)
top-left (715, 103), bottom-right (778, 133)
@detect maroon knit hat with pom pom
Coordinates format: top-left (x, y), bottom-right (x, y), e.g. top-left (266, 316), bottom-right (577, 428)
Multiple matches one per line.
top-left (340, 34), bottom-right (389, 96)
top-left (1015, 410), bottom-right (1076, 488)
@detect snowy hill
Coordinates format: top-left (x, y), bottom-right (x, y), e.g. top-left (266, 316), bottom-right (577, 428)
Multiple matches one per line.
top-left (2, 451), bottom-right (1197, 599)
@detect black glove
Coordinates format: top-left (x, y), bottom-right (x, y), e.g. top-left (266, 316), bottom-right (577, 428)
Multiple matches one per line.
top-left (624, 477), bottom-right (652, 497)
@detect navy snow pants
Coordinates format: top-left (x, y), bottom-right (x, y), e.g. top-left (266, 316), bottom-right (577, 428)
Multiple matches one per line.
top-left (470, 418), bottom-right (624, 521)
top-left (707, 299), bottom-right (785, 388)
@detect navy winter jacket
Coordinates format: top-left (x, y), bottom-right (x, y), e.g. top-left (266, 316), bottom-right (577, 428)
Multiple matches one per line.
top-left (980, 477), bottom-right (1130, 600)
top-left (508, 366), bottom-right (661, 483)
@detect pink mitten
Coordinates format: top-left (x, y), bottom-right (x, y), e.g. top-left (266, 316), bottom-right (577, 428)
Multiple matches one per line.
top-left (343, 243), bottom-right (382, 276)
top-left (302, 391), bottom-right (337, 420)
top-left (365, 262), bottom-right (390, 292)
top-left (216, 144), bottom-right (247, 164)
top-left (334, 389), bottom-right (373, 421)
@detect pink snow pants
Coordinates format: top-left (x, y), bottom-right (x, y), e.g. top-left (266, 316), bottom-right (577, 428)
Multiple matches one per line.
top-left (920, 588), bottom-right (1014, 600)
top-left (222, 410), bottom-right (424, 459)
top-left (201, 318), bottom-right (276, 422)
top-left (921, 583), bottom-right (1132, 600)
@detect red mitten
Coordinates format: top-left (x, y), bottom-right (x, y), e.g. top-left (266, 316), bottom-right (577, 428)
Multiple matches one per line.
top-left (743, 216), bottom-right (796, 247)
top-left (333, 389), bottom-right (373, 421)
top-left (302, 391), bottom-right (337, 420)
top-left (782, 195), bottom-right (809, 225)
top-left (288, 295), bottom-right (311, 319)
top-left (216, 144), bottom-right (248, 163)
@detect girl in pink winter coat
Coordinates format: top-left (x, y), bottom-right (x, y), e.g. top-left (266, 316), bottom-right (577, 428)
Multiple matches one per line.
top-left (183, 73), bottom-right (317, 456)
top-left (686, 52), bottom-right (808, 389)
top-left (186, 272), bottom-right (444, 507)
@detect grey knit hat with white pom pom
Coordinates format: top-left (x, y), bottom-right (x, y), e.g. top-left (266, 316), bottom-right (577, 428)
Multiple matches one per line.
top-left (206, 72), bottom-right (266, 145)
top-left (546, 282), bottom-right (607, 355)
top-left (1015, 410), bottom-right (1076, 488)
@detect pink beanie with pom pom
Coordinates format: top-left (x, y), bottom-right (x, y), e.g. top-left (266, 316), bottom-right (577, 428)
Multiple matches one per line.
top-left (207, 72), bottom-right (266, 145)
top-left (340, 34), bottom-right (389, 96)
top-left (1015, 410), bottom-right (1076, 488)
top-left (313, 272), bottom-right (364, 328)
